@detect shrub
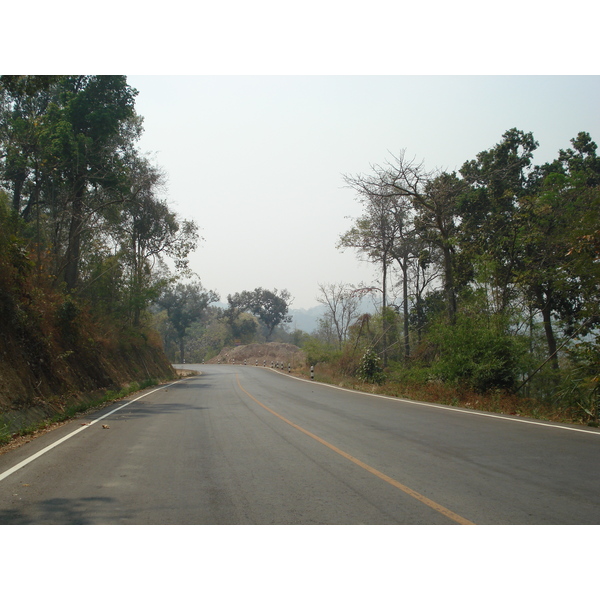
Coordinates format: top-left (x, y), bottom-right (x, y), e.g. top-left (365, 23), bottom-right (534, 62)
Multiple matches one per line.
top-left (429, 314), bottom-right (526, 392)
top-left (555, 340), bottom-right (600, 422)
top-left (302, 337), bottom-right (340, 366)
top-left (357, 347), bottom-right (385, 384)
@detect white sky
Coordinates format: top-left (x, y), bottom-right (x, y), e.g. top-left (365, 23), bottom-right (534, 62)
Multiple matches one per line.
top-left (126, 75), bottom-right (600, 308)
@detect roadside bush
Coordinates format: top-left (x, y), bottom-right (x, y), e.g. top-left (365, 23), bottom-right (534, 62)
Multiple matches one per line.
top-left (335, 349), bottom-right (361, 377)
top-left (357, 347), bottom-right (385, 384)
top-left (429, 314), bottom-right (527, 392)
top-left (555, 340), bottom-right (600, 423)
top-left (302, 337), bottom-right (340, 366)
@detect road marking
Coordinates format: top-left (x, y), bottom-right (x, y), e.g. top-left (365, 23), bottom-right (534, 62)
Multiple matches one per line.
top-left (236, 374), bottom-right (474, 525)
top-left (0, 380), bottom-right (183, 484)
top-left (263, 367), bottom-right (600, 437)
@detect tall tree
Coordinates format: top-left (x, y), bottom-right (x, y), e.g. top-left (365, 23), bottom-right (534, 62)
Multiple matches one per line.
top-left (40, 76), bottom-right (140, 290)
top-left (117, 154), bottom-right (198, 325)
top-left (248, 288), bottom-right (293, 341)
top-left (517, 133), bottom-right (600, 369)
top-left (339, 178), bottom-right (405, 365)
top-left (458, 128), bottom-right (538, 315)
top-left (344, 152), bottom-right (465, 325)
top-left (387, 195), bottom-right (418, 359)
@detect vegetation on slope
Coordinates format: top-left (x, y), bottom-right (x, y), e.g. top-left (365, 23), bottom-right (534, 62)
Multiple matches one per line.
top-left (0, 76), bottom-right (194, 439)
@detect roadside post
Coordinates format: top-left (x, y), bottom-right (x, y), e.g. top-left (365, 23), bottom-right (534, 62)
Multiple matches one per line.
top-left (311, 365), bottom-right (314, 380)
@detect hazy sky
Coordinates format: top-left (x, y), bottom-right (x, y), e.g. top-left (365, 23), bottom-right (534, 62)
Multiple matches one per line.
top-left (12, 3), bottom-right (597, 311)
top-left (126, 75), bottom-right (600, 309)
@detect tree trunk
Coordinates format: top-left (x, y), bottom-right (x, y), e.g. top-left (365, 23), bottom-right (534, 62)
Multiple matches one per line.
top-left (534, 286), bottom-right (559, 370)
top-left (64, 178), bottom-right (85, 291)
top-left (179, 336), bottom-right (185, 363)
top-left (12, 173), bottom-right (25, 214)
top-left (381, 253), bottom-right (388, 368)
top-left (538, 289), bottom-right (559, 370)
top-left (403, 265), bottom-right (410, 360)
top-left (442, 244), bottom-right (457, 324)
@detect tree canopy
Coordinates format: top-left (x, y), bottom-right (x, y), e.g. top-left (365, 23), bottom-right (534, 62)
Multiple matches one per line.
top-left (338, 129), bottom-right (600, 411)
top-left (0, 75), bottom-right (199, 329)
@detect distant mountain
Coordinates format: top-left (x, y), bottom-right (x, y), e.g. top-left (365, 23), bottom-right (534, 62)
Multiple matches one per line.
top-left (287, 305), bottom-right (327, 333)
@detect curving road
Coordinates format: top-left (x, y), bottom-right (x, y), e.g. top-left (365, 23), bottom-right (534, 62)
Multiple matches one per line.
top-left (1, 364), bottom-right (599, 524)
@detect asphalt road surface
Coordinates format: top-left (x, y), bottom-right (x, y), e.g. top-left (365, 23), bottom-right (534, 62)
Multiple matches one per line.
top-left (1, 364), bottom-right (599, 524)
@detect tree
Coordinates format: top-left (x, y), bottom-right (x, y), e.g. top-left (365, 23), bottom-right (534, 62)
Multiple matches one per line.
top-left (387, 195), bottom-right (419, 359)
top-left (339, 181), bottom-right (403, 365)
top-left (516, 133), bottom-right (600, 369)
top-left (0, 80), bottom-right (51, 216)
top-left (343, 152), bottom-right (465, 325)
top-left (117, 153), bottom-right (198, 325)
top-left (458, 129), bottom-right (538, 315)
top-left (316, 282), bottom-right (361, 350)
top-left (226, 287), bottom-right (293, 341)
top-left (158, 280), bottom-right (219, 363)
top-left (39, 76), bottom-right (140, 290)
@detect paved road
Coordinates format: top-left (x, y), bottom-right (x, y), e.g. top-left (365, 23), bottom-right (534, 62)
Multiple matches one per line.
top-left (1, 364), bottom-right (599, 524)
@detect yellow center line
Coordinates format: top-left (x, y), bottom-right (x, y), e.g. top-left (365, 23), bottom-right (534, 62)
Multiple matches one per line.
top-left (236, 375), bottom-right (475, 525)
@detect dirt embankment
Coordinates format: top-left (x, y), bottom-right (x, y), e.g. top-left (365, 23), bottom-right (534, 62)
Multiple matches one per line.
top-left (208, 342), bottom-right (306, 368)
top-left (0, 321), bottom-right (175, 437)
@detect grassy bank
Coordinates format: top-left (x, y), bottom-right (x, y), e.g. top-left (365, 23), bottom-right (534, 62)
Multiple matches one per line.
top-left (294, 363), bottom-right (598, 427)
top-left (0, 378), bottom-right (169, 448)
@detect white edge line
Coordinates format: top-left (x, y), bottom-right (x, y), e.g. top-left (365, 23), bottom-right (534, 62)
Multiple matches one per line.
top-left (257, 366), bottom-right (600, 437)
top-left (0, 379), bottom-right (184, 483)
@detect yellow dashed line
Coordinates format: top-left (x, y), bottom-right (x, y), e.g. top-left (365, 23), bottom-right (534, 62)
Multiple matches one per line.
top-left (236, 375), bottom-right (474, 525)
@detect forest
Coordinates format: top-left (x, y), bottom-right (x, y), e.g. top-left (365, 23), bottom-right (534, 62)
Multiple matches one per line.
top-left (0, 75), bottom-right (197, 431)
top-left (1, 75), bottom-right (599, 430)
top-left (320, 128), bottom-right (600, 423)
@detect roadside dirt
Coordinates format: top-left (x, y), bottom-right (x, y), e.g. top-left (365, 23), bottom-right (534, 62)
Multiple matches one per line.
top-left (207, 342), bottom-right (306, 368)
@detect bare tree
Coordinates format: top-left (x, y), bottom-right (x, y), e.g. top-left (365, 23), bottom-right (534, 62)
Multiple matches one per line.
top-left (343, 151), bottom-right (465, 324)
top-left (316, 282), bottom-right (361, 350)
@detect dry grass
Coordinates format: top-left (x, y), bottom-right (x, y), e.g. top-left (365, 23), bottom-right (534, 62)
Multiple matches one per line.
top-left (292, 363), bottom-right (588, 426)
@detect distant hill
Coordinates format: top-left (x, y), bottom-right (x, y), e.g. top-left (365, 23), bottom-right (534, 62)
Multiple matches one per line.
top-left (210, 298), bottom-right (378, 335)
top-left (287, 306), bottom-right (327, 333)
top-left (209, 302), bottom-right (327, 334)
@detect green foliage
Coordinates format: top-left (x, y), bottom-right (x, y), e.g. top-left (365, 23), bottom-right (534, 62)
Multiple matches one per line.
top-left (226, 288), bottom-right (292, 341)
top-left (157, 280), bottom-right (219, 362)
top-left (301, 337), bottom-right (340, 366)
top-left (0, 76), bottom-right (192, 416)
top-left (429, 313), bottom-right (527, 392)
top-left (230, 312), bottom-right (258, 345)
top-left (357, 347), bottom-right (385, 384)
top-left (555, 340), bottom-right (600, 422)
top-left (0, 421), bottom-right (10, 445)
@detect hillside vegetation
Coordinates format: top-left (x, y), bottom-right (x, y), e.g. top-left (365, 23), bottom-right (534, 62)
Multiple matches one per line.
top-left (0, 76), bottom-right (189, 440)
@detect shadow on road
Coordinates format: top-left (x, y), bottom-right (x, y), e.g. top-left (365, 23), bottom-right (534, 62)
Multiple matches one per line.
top-left (0, 495), bottom-right (130, 524)
top-left (106, 402), bottom-right (211, 422)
